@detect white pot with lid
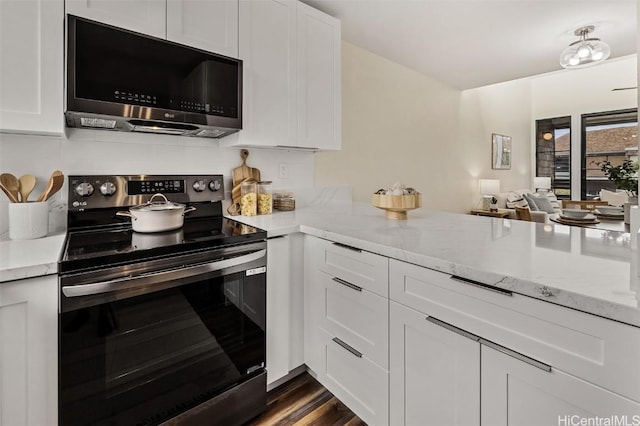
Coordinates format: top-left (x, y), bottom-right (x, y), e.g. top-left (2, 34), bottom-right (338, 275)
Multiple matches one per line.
top-left (116, 193), bottom-right (196, 233)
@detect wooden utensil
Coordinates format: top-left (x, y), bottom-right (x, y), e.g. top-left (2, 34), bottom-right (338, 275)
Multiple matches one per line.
top-left (37, 170), bottom-right (64, 202)
top-left (0, 173), bottom-right (20, 203)
top-left (18, 174), bottom-right (36, 202)
top-left (232, 150), bottom-right (261, 187)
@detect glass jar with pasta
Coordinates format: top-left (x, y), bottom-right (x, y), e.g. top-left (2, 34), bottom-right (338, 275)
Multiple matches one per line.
top-left (257, 181), bottom-right (273, 215)
top-left (240, 181), bottom-right (257, 216)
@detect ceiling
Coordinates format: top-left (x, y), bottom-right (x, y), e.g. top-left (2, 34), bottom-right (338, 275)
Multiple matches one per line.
top-left (300, 0), bottom-right (637, 90)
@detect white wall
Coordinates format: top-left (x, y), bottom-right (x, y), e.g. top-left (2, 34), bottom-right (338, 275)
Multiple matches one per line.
top-left (531, 55), bottom-right (636, 119)
top-left (458, 79), bottom-right (533, 192)
top-left (315, 43), bottom-right (637, 213)
top-left (315, 42), bottom-right (532, 213)
top-left (0, 130), bottom-right (314, 233)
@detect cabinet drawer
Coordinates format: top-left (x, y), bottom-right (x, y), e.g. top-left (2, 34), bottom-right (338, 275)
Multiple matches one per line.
top-left (318, 328), bottom-right (389, 426)
top-left (318, 270), bottom-right (388, 368)
top-left (307, 236), bottom-right (388, 297)
top-left (390, 259), bottom-right (640, 402)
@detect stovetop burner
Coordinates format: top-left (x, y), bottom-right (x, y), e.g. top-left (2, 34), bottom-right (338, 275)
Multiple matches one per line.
top-left (60, 174), bottom-right (266, 274)
top-left (60, 216), bottom-right (265, 274)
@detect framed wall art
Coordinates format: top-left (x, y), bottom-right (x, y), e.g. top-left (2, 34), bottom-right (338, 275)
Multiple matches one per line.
top-left (492, 133), bottom-right (511, 170)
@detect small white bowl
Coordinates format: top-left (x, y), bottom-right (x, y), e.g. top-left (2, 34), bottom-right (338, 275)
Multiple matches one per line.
top-left (561, 208), bottom-right (590, 219)
top-left (596, 206), bottom-right (623, 215)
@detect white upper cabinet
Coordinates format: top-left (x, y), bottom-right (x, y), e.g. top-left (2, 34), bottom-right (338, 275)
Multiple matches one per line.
top-left (296, 1), bottom-right (341, 150)
top-left (166, 0), bottom-right (238, 57)
top-left (223, 0), bottom-right (341, 150)
top-left (65, 0), bottom-right (237, 57)
top-left (65, 0), bottom-right (166, 39)
top-left (230, 0), bottom-right (297, 148)
top-left (0, 0), bottom-right (64, 135)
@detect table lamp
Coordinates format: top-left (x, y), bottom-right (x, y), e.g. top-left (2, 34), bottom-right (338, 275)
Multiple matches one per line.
top-left (479, 179), bottom-right (500, 211)
top-left (534, 177), bottom-right (551, 194)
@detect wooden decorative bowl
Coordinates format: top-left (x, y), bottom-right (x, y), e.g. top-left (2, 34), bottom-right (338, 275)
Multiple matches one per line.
top-left (371, 194), bottom-right (422, 220)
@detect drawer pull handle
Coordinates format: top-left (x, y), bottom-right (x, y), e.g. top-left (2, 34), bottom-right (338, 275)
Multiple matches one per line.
top-left (450, 275), bottom-right (513, 296)
top-left (481, 339), bottom-right (552, 373)
top-left (332, 242), bottom-right (362, 253)
top-left (426, 317), bottom-right (480, 342)
top-left (332, 277), bottom-right (362, 292)
top-left (332, 337), bottom-right (363, 358)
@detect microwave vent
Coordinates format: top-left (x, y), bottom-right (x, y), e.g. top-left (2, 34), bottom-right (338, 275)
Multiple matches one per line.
top-left (196, 129), bottom-right (226, 138)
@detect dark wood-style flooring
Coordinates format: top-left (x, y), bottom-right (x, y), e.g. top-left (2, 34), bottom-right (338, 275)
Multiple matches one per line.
top-left (245, 372), bottom-right (367, 426)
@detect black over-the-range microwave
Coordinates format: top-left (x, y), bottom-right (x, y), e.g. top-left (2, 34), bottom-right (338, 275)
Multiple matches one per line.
top-left (65, 14), bottom-right (243, 138)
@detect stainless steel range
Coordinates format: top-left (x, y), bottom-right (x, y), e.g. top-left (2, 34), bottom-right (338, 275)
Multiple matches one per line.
top-left (58, 174), bottom-right (267, 426)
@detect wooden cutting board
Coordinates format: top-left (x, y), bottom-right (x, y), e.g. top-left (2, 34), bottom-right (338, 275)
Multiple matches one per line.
top-left (228, 150), bottom-right (261, 215)
top-left (232, 149), bottom-right (261, 187)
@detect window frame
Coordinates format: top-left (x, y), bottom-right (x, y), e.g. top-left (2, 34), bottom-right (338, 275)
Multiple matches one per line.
top-left (580, 108), bottom-right (638, 200)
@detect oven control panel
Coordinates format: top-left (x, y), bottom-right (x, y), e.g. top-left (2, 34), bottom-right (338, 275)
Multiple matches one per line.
top-left (68, 174), bottom-right (225, 210)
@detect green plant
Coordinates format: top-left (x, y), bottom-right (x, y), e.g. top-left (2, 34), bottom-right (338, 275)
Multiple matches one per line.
top-left (599, 159), bottom-right (638, 195)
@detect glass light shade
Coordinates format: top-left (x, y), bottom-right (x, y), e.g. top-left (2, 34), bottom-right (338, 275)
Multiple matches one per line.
top-left (479, 179), bottom-right (500, 195)
top-left (559, 38), bottom-right (610, 69)
top-left (534, 177), bottom-right (551, 190)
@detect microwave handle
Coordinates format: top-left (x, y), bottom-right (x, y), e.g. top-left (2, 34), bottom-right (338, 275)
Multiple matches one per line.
top-left (62, 249), bottom-right (266, 298)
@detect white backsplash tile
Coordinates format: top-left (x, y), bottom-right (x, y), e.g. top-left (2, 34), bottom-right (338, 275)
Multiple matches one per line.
top-left (0, 130), bottom-right (316, 234)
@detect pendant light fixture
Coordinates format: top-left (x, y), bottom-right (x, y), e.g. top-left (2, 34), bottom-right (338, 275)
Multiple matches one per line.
top-left (559, 25), bottom-right (611, 69)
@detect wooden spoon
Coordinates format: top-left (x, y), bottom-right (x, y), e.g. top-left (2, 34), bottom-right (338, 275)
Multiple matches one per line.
top-left (18, 174), bottom-right (36, 202)
top-left (0, 173), bottom-right (20, 203)
top-left (37, 170), bottom-right (64, 202)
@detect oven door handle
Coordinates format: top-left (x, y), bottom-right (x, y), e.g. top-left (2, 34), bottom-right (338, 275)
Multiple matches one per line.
top-left (62, 249), bottom-right (266, 298)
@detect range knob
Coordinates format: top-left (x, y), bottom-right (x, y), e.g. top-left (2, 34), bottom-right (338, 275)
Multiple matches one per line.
top-left (193, 180), bottom-right (206, 192)
top-left (99, 181), bottom-right (117, 196)
top-left (75, 182), bottom-right (94, 197)
top-left (209, 180), bottom-right (221, 191)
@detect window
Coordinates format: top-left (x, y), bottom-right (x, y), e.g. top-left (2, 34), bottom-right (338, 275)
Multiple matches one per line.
top-left (581, 109), bottom-right (638, 200)
top-left (536, 116), bottom-right (571, 199)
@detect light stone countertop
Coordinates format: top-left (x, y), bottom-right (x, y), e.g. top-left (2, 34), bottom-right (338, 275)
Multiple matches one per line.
top-left (231, 203), bottom-right (640, 328)
top-left (0, 231), bottom-right (66, 282)
top-left (2, 201), bottom-right (638, 328)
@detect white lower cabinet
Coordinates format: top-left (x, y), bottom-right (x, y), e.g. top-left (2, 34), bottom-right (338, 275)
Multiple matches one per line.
top-left (304, 235), bottom-right (389, 426)
top-left (389, 258), bottom-right (640, 425)
top-left (304, 239), bottom-right (640, 426)
top-left (481, 345), bottom-right (640, 426)
top-left (319, 328), bottom-right (388, 425)
top-left (266, 234), bottom-right (304, 387)
top-left (0, 275), bottom-right (58, 426)
top-left (389, 301), bottom-right (480, 426)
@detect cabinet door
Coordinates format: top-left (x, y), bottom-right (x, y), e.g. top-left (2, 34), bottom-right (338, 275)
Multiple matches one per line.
top-left (0, 275), bottom-right (58, 426)
top-left (319, 328), bottom-right (389, 426)
top-left (0, 0), bottom-right (63, 135)
top-left (266, 233), bottom-right (304, 387)
top-left (225, 0), bottom-right (297, 148)
top-left (296, 1), bottom-right (341, 150)
top-left (481, 345), bottom-right (640, 426)
top-left (65, 0), bottom-right (166, 38)
top-left (166, 0), bottom-right (238, 57)
top-left (390, 301), bottom-right (480, 426)
top-left (266, 236), bottom-right (291, 385)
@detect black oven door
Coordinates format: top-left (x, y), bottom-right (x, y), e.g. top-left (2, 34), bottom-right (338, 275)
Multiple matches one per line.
top-left (58, 243), bottom-right (266, 426)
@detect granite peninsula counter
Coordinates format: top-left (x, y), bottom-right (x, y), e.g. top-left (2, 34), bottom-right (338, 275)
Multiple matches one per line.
top-left (232, 203), bottom-right (640, 328)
